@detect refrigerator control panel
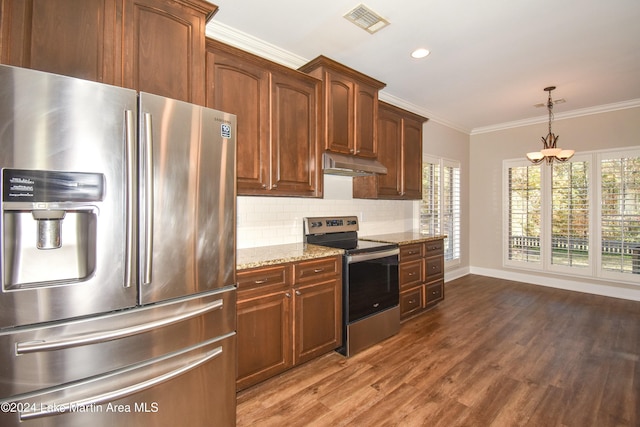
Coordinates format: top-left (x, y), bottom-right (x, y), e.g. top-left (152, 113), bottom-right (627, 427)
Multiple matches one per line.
top-left (3, 169), bottom-right (104, 203)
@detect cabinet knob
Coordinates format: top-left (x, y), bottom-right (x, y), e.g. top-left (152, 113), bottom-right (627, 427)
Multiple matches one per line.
top-left (285, 292), bottom-right (291, 298)
top-left (349, 148), bottom-right (355, 153)
top-left (295, 290), bottom-right (301, 296)
top-left (261, 184), bottom-right (267, 189)
top-left (272, 184), bottom-right (278, 189)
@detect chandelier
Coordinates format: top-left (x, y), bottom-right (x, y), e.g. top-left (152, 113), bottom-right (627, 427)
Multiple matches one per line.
top-left (526, 86), bottom-right (574, 164)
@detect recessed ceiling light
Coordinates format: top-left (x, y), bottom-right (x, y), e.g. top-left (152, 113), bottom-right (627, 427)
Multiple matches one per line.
top-left (411, 48), bottom-right (430, 59)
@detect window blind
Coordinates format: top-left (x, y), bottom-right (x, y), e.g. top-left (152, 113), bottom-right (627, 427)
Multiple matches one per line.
top-left (507, 165), bottom-right (541, 263)
top-left (601, 156), bottom-right (640, 274)
top-left (551, 161), bottom-right (590, 268)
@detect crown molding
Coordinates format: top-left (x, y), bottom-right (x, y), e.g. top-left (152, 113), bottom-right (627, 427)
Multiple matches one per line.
top-left (206, 22), bottom-right (306, 69)
top-left (471, 98), bottom-right (640, 135)
top-left (206, 22), bottom-right (640, 137)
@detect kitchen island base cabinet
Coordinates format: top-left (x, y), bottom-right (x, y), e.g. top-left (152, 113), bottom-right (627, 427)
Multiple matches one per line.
top-left (236, 256), bottom-right (342, 391)
top-left (398, 239), bottom-right (445, 321)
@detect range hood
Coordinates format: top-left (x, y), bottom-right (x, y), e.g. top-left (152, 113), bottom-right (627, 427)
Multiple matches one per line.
top-left (322, 152), bottom-right (387, 176)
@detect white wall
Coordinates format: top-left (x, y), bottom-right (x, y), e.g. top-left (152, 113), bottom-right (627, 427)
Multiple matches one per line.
top-left (469, 106), bottom-right (640, 299)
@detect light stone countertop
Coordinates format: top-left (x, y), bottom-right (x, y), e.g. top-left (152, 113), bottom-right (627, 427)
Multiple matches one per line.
top-left (361, 231), bottom-right (447, 246)
top-left (237, 243), bottom-right (344, 270)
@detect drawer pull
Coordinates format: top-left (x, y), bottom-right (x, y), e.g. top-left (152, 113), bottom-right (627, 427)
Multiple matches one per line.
top-left (408, 251), bottom-right (418, 255)
top-left (408, 272), bottom-right (416, 276)
top-left (313, 268), bottom-right (325, 273)
top-left (254, 278), bottom-right (268, 284)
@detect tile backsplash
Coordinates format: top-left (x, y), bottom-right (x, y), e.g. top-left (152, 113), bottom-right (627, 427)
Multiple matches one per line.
top-left (237, 175), bottom-right (419, 248)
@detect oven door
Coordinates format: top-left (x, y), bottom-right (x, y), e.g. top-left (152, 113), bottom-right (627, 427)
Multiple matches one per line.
top-left (345, 249), bottom-right (399, 323)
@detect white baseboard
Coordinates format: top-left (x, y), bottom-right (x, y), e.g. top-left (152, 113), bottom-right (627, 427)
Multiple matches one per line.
top-left (468, 266), bottom-right (640, 302)
top-left (444, 266), bottom-right (470, 283)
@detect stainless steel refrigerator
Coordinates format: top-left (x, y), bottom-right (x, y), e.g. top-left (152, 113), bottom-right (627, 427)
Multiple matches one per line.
top-left (0, 64), bottom-right (237, 426)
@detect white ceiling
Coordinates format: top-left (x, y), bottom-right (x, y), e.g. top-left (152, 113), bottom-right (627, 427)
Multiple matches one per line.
top-left (206, 0), bottom-right (640, 134)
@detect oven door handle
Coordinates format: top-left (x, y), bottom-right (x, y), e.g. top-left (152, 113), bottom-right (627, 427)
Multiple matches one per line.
top-left (346, 248), bottom-right (399, 264)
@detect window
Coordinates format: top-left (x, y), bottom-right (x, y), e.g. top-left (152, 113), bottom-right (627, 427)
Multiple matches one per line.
top-left (507, 164), bottom-right (541, 263)
top-left (421, 157), bottom-right (460, 265)
top-left (504, 148), bottom-right (640, 284)
top-left (600, 154), bottom-right (640, 275)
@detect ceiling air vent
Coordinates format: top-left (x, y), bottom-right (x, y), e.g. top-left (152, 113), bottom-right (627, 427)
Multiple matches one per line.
top-left (344, 4), bottom-right (389, 34)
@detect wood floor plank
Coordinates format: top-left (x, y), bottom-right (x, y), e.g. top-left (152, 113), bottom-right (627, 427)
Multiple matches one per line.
top-left (236, 274), bottom-right (640, 426)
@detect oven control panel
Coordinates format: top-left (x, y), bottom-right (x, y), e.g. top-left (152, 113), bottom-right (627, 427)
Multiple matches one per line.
top-left (304, 216), bottom-right (359, 235)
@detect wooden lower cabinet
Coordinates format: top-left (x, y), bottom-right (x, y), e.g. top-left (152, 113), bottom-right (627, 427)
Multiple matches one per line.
top-left (398, 239), bottom-right (445, 321)
top-left (236, 256), bottom-right (342, 390)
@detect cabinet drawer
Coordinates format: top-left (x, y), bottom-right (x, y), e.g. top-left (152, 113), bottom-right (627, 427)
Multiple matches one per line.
top-left (294, 256), bottom-right (340, 283)
top-left (399, 260), bottom-right (422, 289)
top-left (400, 287), bottom-right (423, 319)
top-left (400, 243), bottom-right (423, 262)
top-left (237, 265), bottom-right (289, 291)
top-left (425, 239), bottom-right (444, 256)
top-left (425, 280), bottom-right (444, 305)
top-left (425, 256), bottom-right (444, 280)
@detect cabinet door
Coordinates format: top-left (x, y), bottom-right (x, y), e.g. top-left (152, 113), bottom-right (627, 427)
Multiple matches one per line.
top-left (355, 84), bottom-right (378, 158)
top-left (122, 0), bottom-right (208, 104)
top-left (271, 71), bottom-right (320, 197)
top-left (236, 291), bottom-right (292, 391)
top-left (206, 48), bottom-right (270, 194)
top-left (0, 0), bottom-right (118, 83)
top-left (326, 73), bottom-right (355, 155)
top-left (376, 105), bottom-right (403, 197)
top-left (402, 117), bottom-right (424, 199)
top-left (294, 278), bottom-right (341, 364)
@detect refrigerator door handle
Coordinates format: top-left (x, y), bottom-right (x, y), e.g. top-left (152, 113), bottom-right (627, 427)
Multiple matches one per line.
top-left (142, 112), bottom-right (154, 285)
top-left (124, 109), bottom-right (136, 288)
top-left (19, 346), bottom-right (223, 421)
top-left (15, 298), bottom-right (224, 354)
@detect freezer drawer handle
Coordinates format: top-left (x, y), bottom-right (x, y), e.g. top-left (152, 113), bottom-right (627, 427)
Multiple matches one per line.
top-left (15, 299), bottom-right (223, 354)
top-left (20, 346), bottom-right (223, 421)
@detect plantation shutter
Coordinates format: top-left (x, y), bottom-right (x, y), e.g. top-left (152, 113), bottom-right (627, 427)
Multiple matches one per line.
top-left (551, 160), bottom-right (590, 268)
top-left (600, 155), bottom-right (640, 274)
top-left (507, 164), bottom-right (541, 263)
top-left (442, 161), bottom-right (461, 261)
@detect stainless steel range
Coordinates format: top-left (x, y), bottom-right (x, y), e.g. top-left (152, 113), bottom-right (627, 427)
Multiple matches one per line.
top-left (304, 216), bottom-right (399, 356)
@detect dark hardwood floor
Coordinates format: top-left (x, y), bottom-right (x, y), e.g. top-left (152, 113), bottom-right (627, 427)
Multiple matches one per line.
top-left (236, 274), bottom-right (640, 426)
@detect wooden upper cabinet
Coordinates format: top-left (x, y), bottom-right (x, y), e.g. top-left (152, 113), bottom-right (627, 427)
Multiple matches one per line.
top-left (206, 44), bottom-right (270, 192)
top-left (299, 56), bottom-right (385, 159)
top-left (402, 115), bottom-right (424, 199)
top-left (206, 39), bottom-right (321, 197)
top-left (354, 101), bottom-right (428, 200)
top-left (0, 0), bottom-right (216, 104)
top-left (270, 71), bottom-right (320, 195)
top-left (0, 0), bottom-right (119, 83)
top-left (122, 0), bottom-right (215, 105)
top-left (375, 104), bottom-right (403, 197)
